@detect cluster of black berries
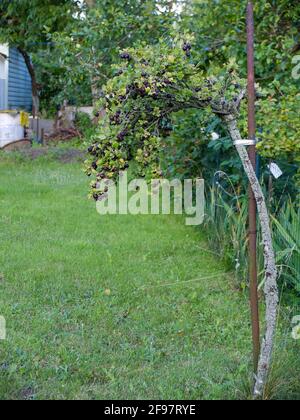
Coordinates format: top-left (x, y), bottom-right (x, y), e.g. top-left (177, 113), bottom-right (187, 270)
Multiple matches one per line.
top-left (182, 42), bottom-right (192, 57)
top-left (118, 95), bottom-right (126, 103)
top-left (143, 79), bottom-right (150, 88)
top-left (137, 85), bottom-right (147, 97)
top-left (89, 147), bottom-right (130, 201)
top-left (126, 83), bottom-right (147, 99)
top-left (163, 78), bottom-right (173, 86)
top-left (88, 143), bottom-right (99, 156)
top-left (109, 110), bottom-right (122, 125)
top-left (117, 129), bottom-right (128, 142)
top-left (152, 90), bottom-right (160, 100)
top-left (120, 52), bottom-right (131, 61)
top-left (142, 78), bottom-right (161, 100)
top-left (91, 161), bottom-right (98, 170)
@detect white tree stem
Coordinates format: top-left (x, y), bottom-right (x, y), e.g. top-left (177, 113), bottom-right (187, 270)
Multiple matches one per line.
top-left (223, 114), bottom-right (279, 398)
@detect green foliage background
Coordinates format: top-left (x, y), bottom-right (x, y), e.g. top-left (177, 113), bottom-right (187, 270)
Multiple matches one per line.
top-left (169, 0), bottom-right (300, 189)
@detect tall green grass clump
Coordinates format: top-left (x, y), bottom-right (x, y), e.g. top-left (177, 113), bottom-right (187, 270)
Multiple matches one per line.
top-left (204, 185), bottom-right (299, 300)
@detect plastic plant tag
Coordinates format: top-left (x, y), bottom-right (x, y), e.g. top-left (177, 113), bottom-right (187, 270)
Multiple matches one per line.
top-left (268, 162), bottom-right (283, 179)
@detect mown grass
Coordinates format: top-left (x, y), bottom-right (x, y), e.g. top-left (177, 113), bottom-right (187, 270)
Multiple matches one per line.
top-left (0, 150), bottom-right (299, 400)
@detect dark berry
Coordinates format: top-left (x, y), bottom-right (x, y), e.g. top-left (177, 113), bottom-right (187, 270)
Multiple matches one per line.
top-left (91, 162), bottom-right (98, 170)
top-left (93, 193), bottom-right (99, 201)
top-left (88, 147), bottom-right (97, 156)
top-left (152, 91), bottom-right (160, 100)
top-left (138, 87), bottom-right (146, 97)
top-left (120, 52), bottom-right (131, 61)
top-left (183, 42), bottom-right (192, 52)
top-left (117, 130), bottom-right (128, 141)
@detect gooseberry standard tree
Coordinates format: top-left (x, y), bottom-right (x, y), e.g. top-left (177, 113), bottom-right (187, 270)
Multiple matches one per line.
top-left (85, 38), bottom-right (278, 398)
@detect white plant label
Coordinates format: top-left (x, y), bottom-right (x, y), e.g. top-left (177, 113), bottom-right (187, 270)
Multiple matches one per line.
top-left (211, 132), bottom-right (220, 141)
top-left (268, 162), bottom-right (283, 179)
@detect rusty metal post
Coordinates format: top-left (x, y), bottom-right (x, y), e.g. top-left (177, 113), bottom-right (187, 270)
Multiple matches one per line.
top-left (247, 1), bottom-right (260, 373)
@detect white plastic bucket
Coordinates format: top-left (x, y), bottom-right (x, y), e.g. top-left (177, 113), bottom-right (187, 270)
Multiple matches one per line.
top-left (0, 112), bottom-right (24, 148)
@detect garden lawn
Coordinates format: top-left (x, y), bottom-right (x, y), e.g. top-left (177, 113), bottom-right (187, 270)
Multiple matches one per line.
top-left (0, 151), bottom-right (299, 400)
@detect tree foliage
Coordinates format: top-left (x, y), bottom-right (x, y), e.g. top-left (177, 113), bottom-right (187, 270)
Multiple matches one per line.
top-left (0, 0), bottom-right (76, 49)
top-left (174, 0), bottom-right (300, 186)
top-left (52, 0), bottom-right (175, 104)
top-left (84, 37), bottom-right (246, 199)
top-left (0, 0), bottom-right (79, 113)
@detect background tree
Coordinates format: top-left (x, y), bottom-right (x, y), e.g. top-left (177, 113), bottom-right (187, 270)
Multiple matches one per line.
top-left (0, 0), bottom-right (79, 116)
top-left (52, 0), bottom-right (176, 106)
top-left (167, 0), bottom-right (300, 193)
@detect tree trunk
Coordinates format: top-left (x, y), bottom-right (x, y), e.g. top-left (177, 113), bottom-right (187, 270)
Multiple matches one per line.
top-left (223, 114), bottom-right (279, 399)
top-left (18, 48), bottom-right (39, 118)
top-left (84, 0), bottom-right (101, 107)
top-left (91, 75), bottom-right (102, 107)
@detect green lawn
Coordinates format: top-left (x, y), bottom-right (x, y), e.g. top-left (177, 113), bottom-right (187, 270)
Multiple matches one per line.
top-left (0, 150), bottom-right (299, 400)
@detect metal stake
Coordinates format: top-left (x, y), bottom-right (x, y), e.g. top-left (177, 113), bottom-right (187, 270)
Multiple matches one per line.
top-left (247, 1), bottom-right (260, 373)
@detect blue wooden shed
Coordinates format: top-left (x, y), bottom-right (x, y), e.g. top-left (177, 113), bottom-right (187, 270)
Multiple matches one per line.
top-left (0, 44), bottom-right (32, 112)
